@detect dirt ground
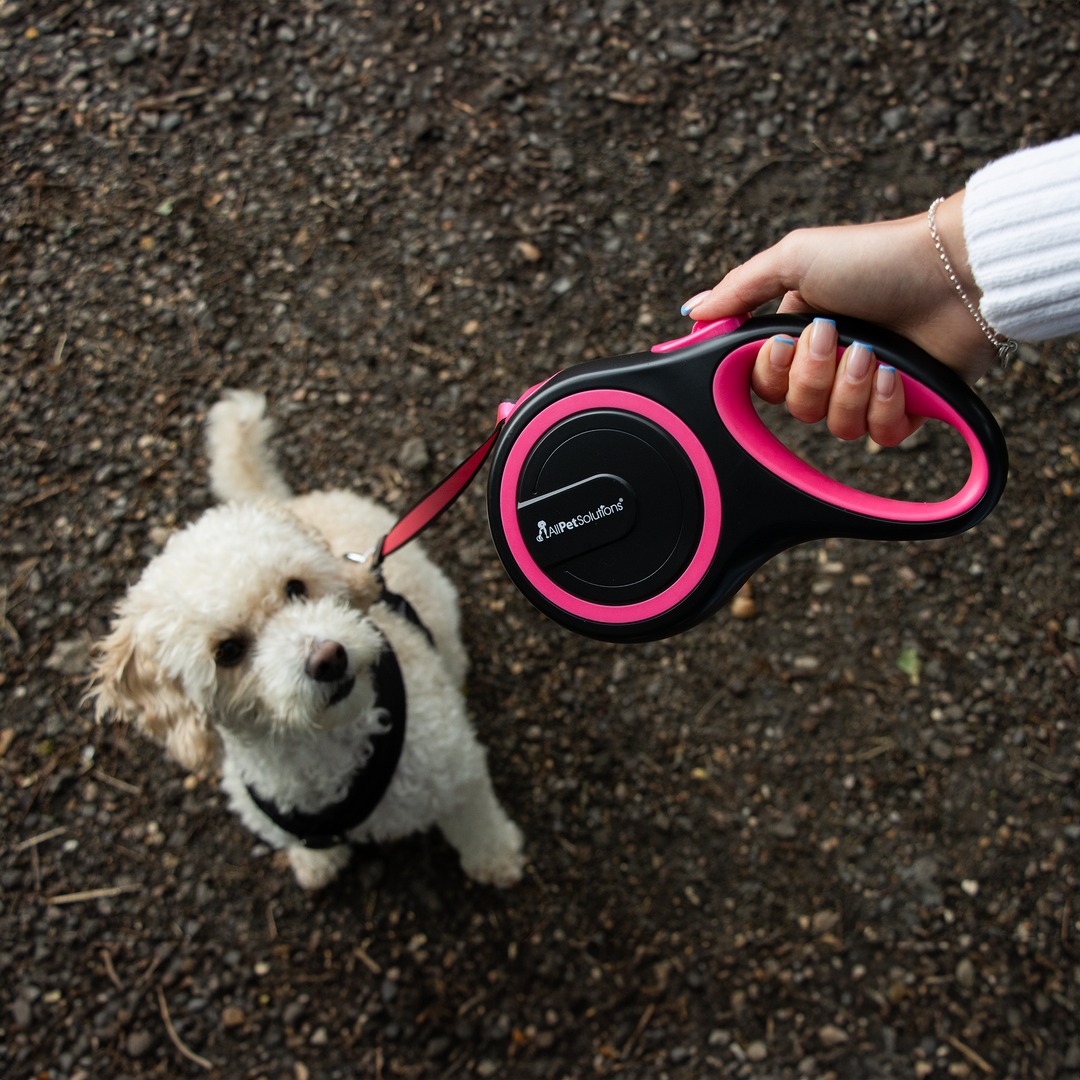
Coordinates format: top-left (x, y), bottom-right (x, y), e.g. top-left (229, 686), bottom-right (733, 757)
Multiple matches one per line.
top-left (2, 2), bottom-right (1079, 1078)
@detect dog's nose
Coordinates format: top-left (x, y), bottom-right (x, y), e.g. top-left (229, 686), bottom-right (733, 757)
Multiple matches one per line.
top-left (306, 640), bottom-right (348, 682)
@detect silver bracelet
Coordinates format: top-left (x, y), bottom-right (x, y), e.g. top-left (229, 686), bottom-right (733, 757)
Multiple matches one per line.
top-left (927, 196), bottom-right (1018, 367)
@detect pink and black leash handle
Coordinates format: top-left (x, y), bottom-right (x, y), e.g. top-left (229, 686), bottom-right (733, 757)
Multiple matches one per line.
top-left (358, 313), bottom-right (1007, 643)
top-left (484, 313), bottom-right (1008, 643)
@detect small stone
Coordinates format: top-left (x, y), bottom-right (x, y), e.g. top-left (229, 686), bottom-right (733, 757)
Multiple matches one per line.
top-left (160, 111), bottom-right (183, 133)
top-left (882, 105), bottom-right (908, 132)
top-left (462, 319), bottom-right (480, 336)
top-left (818, 1024), bottom-right (849, 1048)
top-left (309, 1026), bottom-right (328, 1045)
top-left (517, 241), bottom-right (541, 262)
top-left (126, 1030), bottom-right (153, 1058)
top-left (476, 1062), bottom-right (498, 1078)
top-left (756, 118), bottom-right (777, 138)
top-left (399, 436), bottom-right (429, 471)
top-left (254, 961), bottom-right (270, 976)
top-left (730, 594), bottom-right (756, 618)
top-left (708, 1028), bottom-right (731, 1047)
top-left (961, 879), bottom-right (979, 897)
top-left (276, 24), bottom-right (297, 42)
top-left (282, 996), bottom-right (307, 1026)
top-left (44, 636), bottom-right (91, 676)
top-left (730, 581), bottom-right (755, 619)
top-left (746, 1041), bottom-right (768, 1062)
top-left (222, 1005), bottom-right (245, 1027)
top-left (12, 997), bottom-right (31, 1028)
top-left (668, 41), bottom-right (701, 62)
top-left (551, 276), bottom-right (573, 296)
top-left (955, 956), bottom-right (976, 989)
top-left (930, 739), bottom-right (953, 761)
top-left (115, 44), bottom-right (139, 66)
top-left (811, 910), bottom-right (841, 934)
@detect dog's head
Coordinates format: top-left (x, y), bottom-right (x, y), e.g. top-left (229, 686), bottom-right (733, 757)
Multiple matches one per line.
top-left (89, 502), bottom-right (385, 769)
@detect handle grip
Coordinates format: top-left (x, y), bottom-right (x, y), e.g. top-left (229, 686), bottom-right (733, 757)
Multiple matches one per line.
top-left (710, 314), bottom-right (1008, 530)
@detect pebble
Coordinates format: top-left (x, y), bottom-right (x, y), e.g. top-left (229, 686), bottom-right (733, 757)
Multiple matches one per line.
top-left (746, 1040), bottom-right (768, 1061)
top-left (398, 436), bottom-right (430, 471)
top-left (222, 1005), bottom-right (245, 1027)
top-left (955, 957), bottom-right (976, 989)
top-left (818, 1024), bottom-right (849, 1047)
top-left (126, 1030), bottom-right (153, 1057)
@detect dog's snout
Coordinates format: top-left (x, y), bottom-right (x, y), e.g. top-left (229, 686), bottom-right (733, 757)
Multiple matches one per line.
top-left (306, 640), bottom-right (348, 682)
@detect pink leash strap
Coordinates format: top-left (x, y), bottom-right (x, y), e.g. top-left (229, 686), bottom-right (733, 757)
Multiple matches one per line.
top-left (372, 400), bottom-right (518, 566)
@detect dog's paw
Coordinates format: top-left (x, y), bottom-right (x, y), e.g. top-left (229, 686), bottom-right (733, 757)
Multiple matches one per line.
top-left (461, 821), bottom-right (525, 888)
top-left (287, 843), bottom-right (351, 891)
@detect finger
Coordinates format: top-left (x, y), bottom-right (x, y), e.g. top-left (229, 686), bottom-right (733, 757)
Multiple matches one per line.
top-left (775, 290), bottom-right (816, 315)
top-left (825, 341), bottom-right (875, 441)
top-left (785, 317), bottom-right (838, 424)
top-left (683, 234), bottom-right (804, 320)
top-left (751, 335), bottom-right (798, 404)
top-left (867, 365), bottom-right (924, 446)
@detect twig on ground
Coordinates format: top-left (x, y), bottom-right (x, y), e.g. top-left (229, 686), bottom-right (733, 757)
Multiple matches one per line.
top-left (157, 985), bottom-right (212, 1070)
top-left (101, 949), bottom-right (123, 990)
top-left (946, 1034), bottom-right (994, 1075)
top-left (91, 768), bottom-right (141, 795)
top-left (353, 946), bottom-right (381, 975)
top-left (621, 1002), bottom-right (655, 1059)
top-left (267, 902), bottom-right (277, 941)
top-left (456, 990), bottom-right (486, 1018)
top-left (14, 826), bottom-right (67, 851)
top-left (48, 883), bottom-right (141, 905)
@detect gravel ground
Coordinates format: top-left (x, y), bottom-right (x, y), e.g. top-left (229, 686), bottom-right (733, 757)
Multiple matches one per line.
top-left (2, 2), bottom-right (1079, 1078)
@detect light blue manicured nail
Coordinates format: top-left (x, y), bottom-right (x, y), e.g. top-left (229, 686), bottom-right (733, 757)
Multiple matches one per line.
top-left (680, 291), bottom-right (711, 316)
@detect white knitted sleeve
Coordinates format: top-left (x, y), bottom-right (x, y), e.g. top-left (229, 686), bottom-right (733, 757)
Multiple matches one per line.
top-left (962, 133), bottom-right (1080, 341)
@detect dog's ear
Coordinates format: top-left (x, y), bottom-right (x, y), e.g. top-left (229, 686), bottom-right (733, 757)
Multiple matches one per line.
top-left (88, 619), bottom-right (221, 771)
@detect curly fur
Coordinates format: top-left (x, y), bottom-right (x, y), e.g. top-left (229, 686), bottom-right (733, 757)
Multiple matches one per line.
top-left (89, 391), bottom-right (524, 891)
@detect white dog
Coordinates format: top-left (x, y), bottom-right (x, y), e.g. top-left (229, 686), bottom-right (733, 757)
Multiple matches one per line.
top-left (90, 391), bottom-right (524, 891)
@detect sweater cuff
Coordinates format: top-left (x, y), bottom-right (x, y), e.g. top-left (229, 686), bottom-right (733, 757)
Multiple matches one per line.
top-left (962, 134), bottom-right (1080, 341)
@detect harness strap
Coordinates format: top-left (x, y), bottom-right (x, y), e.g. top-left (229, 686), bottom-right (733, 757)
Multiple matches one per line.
top-left (378, 586), bottom-right (435, 648)
top-left (246, 639), bottom-right (407, 849)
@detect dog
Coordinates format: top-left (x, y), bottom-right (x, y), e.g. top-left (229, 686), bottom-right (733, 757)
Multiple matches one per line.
top-left (89, 391), bottom-right (525, 891)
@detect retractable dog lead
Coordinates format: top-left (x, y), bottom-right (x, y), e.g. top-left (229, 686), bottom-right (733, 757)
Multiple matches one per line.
top-left (349, 312), bottom-right (1009, 645)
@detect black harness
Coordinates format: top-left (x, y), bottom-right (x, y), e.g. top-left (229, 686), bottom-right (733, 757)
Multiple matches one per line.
top-left (245, 588), bottom-right (431, 850)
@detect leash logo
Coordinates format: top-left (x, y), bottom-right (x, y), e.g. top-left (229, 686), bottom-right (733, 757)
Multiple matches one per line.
top-left (536, 498), bottom-right (624, 543)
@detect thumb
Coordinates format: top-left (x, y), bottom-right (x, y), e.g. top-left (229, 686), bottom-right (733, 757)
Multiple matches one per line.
top-left (687, 242), bottom-right (797, 320)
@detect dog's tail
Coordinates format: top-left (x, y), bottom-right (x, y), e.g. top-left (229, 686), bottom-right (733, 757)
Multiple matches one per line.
top-left (206, 390), bottom-right (292, 503)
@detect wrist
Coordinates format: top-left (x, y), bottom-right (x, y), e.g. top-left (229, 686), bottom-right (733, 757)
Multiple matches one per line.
top-left (930, 190), bottom-right (978, 299)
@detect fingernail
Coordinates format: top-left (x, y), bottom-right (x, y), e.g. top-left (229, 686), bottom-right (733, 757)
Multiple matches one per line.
top-left (845, 341), bottom-right (873, 382)
top-left (875, 364), bottom-right (896, 397)
top-left (680, 291), bottom-right (711, 316)
top-left (770, 335), bottom-right (797, 371)
top-left (808, 317), bottom-right (836, 359)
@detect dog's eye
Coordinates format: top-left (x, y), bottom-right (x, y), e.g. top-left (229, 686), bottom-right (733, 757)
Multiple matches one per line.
top-left (285, 579), bottom-right (307, 600)
top-left (214, 638), bottom-right (247, 667)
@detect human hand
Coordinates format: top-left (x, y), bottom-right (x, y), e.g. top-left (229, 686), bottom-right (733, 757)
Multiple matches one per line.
top-left (749, 317), bottom-right (926, 446)
top-left (682, 191), bottom-right (999, 443)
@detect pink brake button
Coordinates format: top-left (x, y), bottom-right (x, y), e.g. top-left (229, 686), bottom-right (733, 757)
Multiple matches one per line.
top-left (651, 314), bottom-right (750, 354)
